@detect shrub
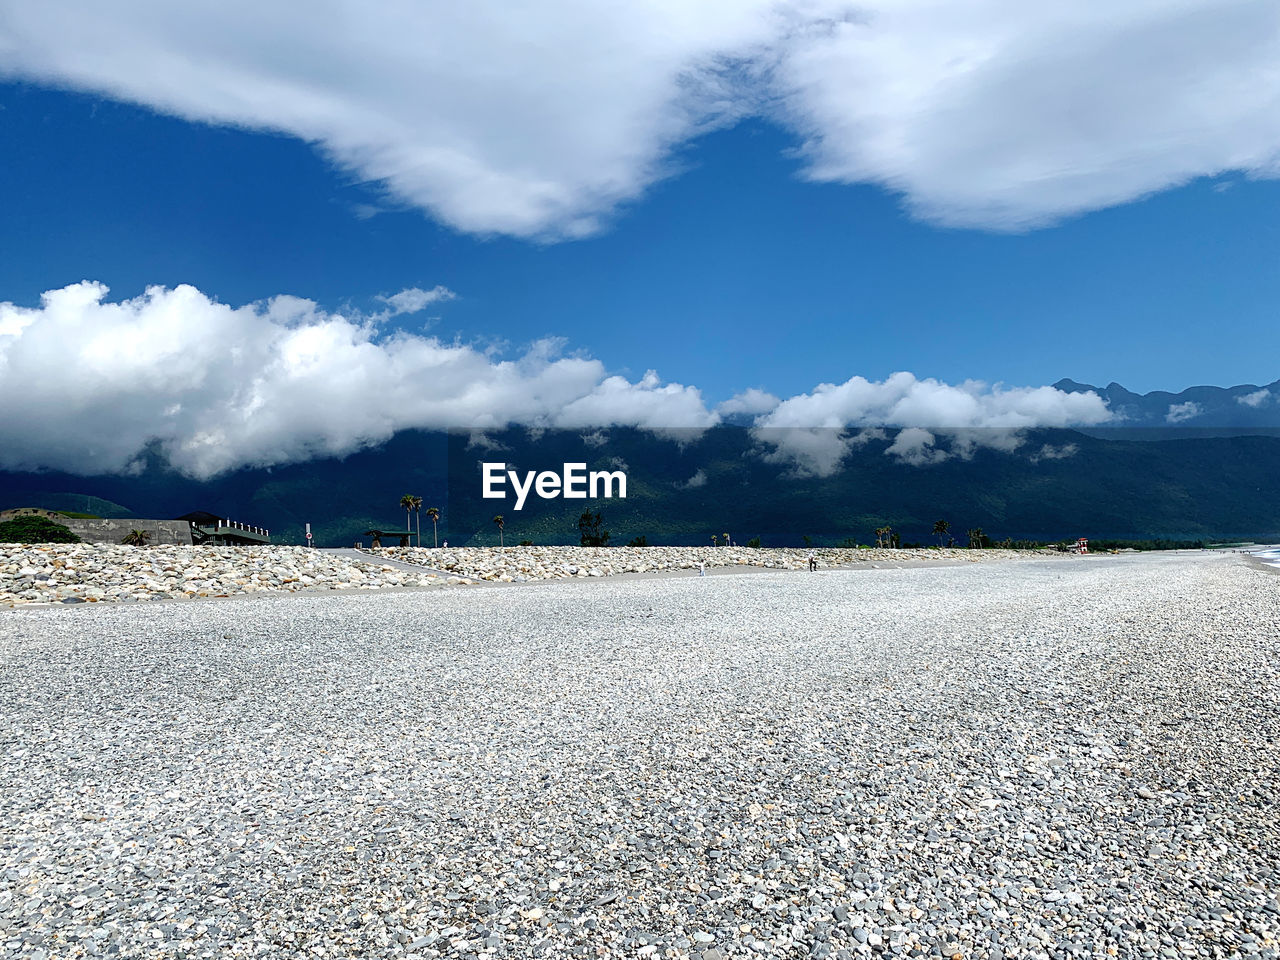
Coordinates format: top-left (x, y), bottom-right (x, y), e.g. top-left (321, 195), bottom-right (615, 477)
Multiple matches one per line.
top-left (578, 510), bottom-right (610, 547)
top-left (0, 515), bottom-right (81, 543)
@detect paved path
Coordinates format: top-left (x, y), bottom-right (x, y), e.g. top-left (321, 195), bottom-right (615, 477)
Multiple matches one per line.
top-left (320, 546), bottom-right (453, 578)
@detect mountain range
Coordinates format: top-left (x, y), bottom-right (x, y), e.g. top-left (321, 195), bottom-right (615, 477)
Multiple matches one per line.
top-left (1, 380), bottom-right (1277, 547)
top-left (1052, 378), bottom-right (1280, 428)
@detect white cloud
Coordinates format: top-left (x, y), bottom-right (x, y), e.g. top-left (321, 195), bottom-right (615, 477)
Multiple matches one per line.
top-left (0, 1), bottom-right (783, 239)
top-left (1029, 442), bottom-right (1079, 463)
top-left (2, 2), bottom-right (1277, 237)
top-left (756, 429), bottom-right (850, 477)
top-left (887, 427), bottom-right (1028, 466)
top-left (374, 286), bottom-right (456, 319)
top-left (775, 0), bottom-right (1280, 230)
top-left (1165, 400), bottom-right (1203, 423)
top-left (0, 281), bottom-right (714, 477)
top-left (553, 370), bottom-right (718, 434)
top-left (0, 282), bottom-right (1117, 479)
top-left (752, 372), bottom-right (1111, 474)
top-left (885, 428), bottom-right (949, 467)
top-left (755, 372), bottom-right (1112, 432)
top-left (755, 426), bottom-right (885, 477)
top-left (718, 388), bottom-right (780, 417)
top-left (674, 469), bottom-right (708, 490)
top-left (465, 431), bottom-right (509, 452)
top-left (1237, 388), bottom-right (1272, 407)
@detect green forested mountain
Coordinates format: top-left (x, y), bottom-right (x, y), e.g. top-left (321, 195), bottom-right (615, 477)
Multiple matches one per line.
top-left (1, 426), bottom-right (1277, 547)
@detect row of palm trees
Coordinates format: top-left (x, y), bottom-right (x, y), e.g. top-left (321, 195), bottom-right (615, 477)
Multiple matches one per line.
top-left (935, 519), bottom-right (988, 548)
top-left (874, 519), bottom-right (985, 548)
top-left (398, 495), bottom-right (441, 547)
top-left (399, 497), bottom-right (508, 547)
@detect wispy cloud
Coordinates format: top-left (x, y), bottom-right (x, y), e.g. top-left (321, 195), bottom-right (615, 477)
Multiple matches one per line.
top-left (1029, 442), bottom-right (1079, 463)
top-left (674, 469), bottom-right (708, 490)
top-left (374, 286), bottom-right (457, 320)
top-left (1165, 401), bottom-right (1203, 423)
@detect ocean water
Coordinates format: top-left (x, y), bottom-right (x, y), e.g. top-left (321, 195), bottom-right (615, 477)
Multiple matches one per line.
top-left (1251, 546), bottom-right (1280, 568)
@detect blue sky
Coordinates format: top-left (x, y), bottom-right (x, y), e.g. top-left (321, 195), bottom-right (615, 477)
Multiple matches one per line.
top-left (4, 81), bottom-right (1278, 402)
top-left (1, 1), bottom-right (1279, 477)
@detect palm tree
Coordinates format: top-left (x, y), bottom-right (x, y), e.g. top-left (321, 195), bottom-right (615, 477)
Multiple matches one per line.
top-left (426, 506), bottom-right (440, 547)
top-left (932, 519), bottom-right (950, 547)
top-left (493, 514), bottom-right (505, 547)
top-left (399, 494), bottom-right (416, 538)
top-left (967, 527), bottom-right (985, 549)
top-left (409, 495), bottom-right (423, 547)
top-left (120, 529), bottom-right (151, 546)
top-left (874, 525), bottom-right (891, 548)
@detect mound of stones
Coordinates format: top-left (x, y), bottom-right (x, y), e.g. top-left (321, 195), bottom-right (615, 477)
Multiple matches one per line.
top-left (369, 544), bottom-right (1043, 583)
top-left (0, 544), bottom-right (448, 607)
top-left (0, 543), bottom-right (1049, 607)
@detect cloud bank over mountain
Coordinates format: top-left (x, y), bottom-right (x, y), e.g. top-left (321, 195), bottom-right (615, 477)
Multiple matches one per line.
top-left (0, 281), bottom-right (1121, 478)
top-left (2, 1), bottom-right (1277, 238)
top-left (750, 373), bottom-right (1113, 475)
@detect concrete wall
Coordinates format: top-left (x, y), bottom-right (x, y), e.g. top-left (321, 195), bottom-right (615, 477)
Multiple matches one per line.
top-left (63, 518), bottom-right (194, 545)
top-left (0, 508), bottom-right (193, 545)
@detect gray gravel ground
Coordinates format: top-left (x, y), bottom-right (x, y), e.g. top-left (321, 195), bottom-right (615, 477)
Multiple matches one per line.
top-left (2, 552), bottom-right (1278, 960)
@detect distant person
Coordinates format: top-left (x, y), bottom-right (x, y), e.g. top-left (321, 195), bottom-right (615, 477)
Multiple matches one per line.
top-left (808, 551), bottom-right (817, 572)
top-left (699, 561), bottom-right (705, 577)
top-left (442, 540), bottom-right (448, 548)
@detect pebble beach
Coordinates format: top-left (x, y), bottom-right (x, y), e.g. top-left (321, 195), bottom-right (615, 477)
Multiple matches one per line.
top-left (2, 551), bottom-right (1278, 959)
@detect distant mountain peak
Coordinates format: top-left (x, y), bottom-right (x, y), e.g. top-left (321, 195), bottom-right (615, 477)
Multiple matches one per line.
top-left (1052, 378), bottom-right (1098, 393)
top-left (1104, 381), bottom-right (1141, 400)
